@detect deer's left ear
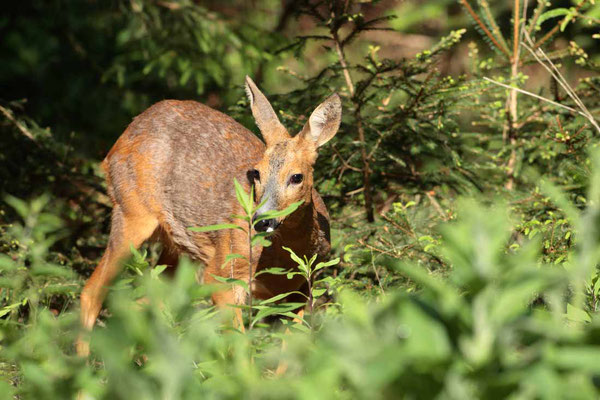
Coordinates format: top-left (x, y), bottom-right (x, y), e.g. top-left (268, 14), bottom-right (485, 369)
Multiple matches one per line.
top-left (245, 76), bottom-right (289, 145)
top-left (300, 93), bottom-right (342, 148)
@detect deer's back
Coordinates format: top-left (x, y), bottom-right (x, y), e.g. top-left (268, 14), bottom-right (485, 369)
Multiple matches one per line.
top-left (103, 100), bottom-right (264, 260)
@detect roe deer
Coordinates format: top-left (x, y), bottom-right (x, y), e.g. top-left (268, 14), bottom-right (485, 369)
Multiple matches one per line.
top-left (76, 77), bottom-right (341, 356)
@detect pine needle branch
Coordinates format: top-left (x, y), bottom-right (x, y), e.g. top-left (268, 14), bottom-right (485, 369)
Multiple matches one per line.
top-left (459, 0), bottom-right (511, 58)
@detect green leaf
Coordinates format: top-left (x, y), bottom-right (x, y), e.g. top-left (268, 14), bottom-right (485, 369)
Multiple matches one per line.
top-left (314, 257), bottom-right (340, 272)
top-left (210, 274), bottom-right (249, 292)
top-left (536, 8), bottom-right (570, 28)
top-left (252, 196), bottom-right (269, 215)
top-left (188, 223), bottom-right (244, 233)
top-left (4, 194), bottom-right (29, 220)
top-left (234, 178), bottom-right (252, 215)
top-left (280, 311), bottom-right (310, 333)
top-left (312, 287), bottom-right (327, 298)
top-left (565, 303), bottom-right (591, 323)
top-left (283, 247), bottom-right (306, 270)
top-left (231, 214), bottom-right (250, 222)
top-left (221, 254), bottom-right (247, 270)
top-left (560, 12), bottom-right (574, 32)
top-left (253, 200), bottom-right (304, 224)
top-left (254, 267), bottom-right (290, 277)
top-left (548, 346), bottom-right (600, 373)
top-left (251, 233), bottom-right (272, 247)
top-left (151, 264), bottom-right (168, 279)
top-left (286, 271), bottom-right (304, 280)
top-left (258, 291), bottom-right (306, 305)
top-left (251, 302), bottom-right (306, 327)
top-left (0, 302), bottom-right (23, 318)
top-left (0, 254), bottom-right (16, 272)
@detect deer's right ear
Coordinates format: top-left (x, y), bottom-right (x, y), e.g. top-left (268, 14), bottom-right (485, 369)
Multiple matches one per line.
top-left (245, 76), bottom-right (289, 145)
top-left (300, 93), bottom-right (342, 148)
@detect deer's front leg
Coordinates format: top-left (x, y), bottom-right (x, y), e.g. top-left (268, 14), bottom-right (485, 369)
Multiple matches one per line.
top-left (204, 228), bottom-right (260, 332)
top-left (211, 287), bottom-right (247, 332)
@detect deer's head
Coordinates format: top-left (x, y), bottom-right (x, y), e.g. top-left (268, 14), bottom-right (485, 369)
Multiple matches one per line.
top-left (244, 76), bottom-right (342, 232)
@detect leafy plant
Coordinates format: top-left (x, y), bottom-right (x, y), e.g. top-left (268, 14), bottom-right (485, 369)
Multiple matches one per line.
top-left (189, 178), bottom-right (303, 330)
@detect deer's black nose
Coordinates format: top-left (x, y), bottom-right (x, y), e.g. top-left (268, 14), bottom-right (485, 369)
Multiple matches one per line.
top-left (254, 216), bottom-right (279, 232)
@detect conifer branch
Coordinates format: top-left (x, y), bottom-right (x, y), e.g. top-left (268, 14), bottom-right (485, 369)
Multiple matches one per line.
top-left (459, 0), bottom-right (511, 58)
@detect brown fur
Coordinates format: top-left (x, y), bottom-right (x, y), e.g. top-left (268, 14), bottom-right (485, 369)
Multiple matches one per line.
top-left (77, 79), bottom-right (341, 356)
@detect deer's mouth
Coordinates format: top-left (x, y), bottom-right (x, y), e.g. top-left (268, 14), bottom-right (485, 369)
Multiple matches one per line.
top-left (254, 217), bottom-right (281, 233)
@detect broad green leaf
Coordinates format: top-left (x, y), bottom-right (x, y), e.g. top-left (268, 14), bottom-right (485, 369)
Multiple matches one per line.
top-left (0, 302), bottom-right (23, 318)
top-left (400, 301), bottom-right (451, 361)
top-left (252, 196), bottom-right (269, 215)
top-left (255, 267), bottom-right (289, 277)
top-left (251, 233), bottom-right (272, 247)
top-left (224, 253), bottom-right (247, 263)
top-left (4, 194), bottom-right (29, 220)
top-left (234, 178), bottom-right (252, 215)
top-left (565, 303), bottom-right (591, 323)
top-left (251, 302), bottom-right (305, 327)
top-left (314, 257), bottom-right (340, 272)
top-left (188, 223), bottom-right (244, 233)
top-left (283, 247), bottom-right (306, 270)
top-left (253, 200), bottom-right (304, 224)
top-left (151, 264), bottom-right (168, 279)
top-left (210, 274), bottom-right (249, 292)
top-left (280, 312), bottom-right (309, 328)
top-left (259, 291), bottom-right (307, 305)
top-left (0, 254), bottom-right (16, 271)
top-left (548, 346), bottom-right (600, 373)
top-left (30, 263), bottom-right (75, 278)
top-left (287, 271), bottom-right (304, 280)
top-left (231, 214), bottom-right (250, 222)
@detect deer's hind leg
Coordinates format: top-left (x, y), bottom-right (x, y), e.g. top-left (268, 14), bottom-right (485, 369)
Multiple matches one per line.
top-left (77, 204), bottom-right (158, 357)
top-left (155, 228), bottom-right (181, 277)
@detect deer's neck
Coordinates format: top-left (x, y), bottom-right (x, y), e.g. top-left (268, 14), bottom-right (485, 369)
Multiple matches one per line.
top-left (280, 198), bottom-right (315, 235)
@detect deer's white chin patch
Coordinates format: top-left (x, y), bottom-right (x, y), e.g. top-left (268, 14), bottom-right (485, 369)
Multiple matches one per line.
top-left (266, 227), bottom-right (274, 233)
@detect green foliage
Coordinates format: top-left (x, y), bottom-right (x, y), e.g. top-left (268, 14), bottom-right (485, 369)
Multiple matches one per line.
top-left (188, 178), bottom-right (306, 330)
top-left (0, 195), bottom-right (78, 322)
top-left (5, 181), bottom-right (600, 397)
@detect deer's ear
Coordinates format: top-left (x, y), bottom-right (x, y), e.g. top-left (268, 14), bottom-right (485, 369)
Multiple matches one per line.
top-left (245, 76), bottom-right (289, 145)
top-left (300, 93), bottom-right (342, 148)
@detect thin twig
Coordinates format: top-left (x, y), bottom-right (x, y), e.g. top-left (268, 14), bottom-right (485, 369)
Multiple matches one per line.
top-left (329, 7), bottom-right (374, 222)
top-left (0, 105), bottom-right (36, 142)
top-left (426, 191), bottom-right (447, 220)
top-left (332, 145), bottom-right (361, 172)
top-left (522, 32), bottom-right (600, 133)
top-left (483, 78), bottom-right (585, 117)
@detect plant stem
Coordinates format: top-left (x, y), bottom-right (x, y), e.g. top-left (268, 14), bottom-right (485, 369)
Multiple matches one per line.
top-left (307, 268), bottom-right (314, 330)
top-left (247, 218), bottom-right (253, 331)
top-left (505, 0), bottom-right (521, 190)
top-left (356, 112), bottom-right (374, 222)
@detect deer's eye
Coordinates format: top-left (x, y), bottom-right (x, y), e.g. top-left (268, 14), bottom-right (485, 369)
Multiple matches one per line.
top-left (248, 169), bottom-right (260, 182)
top-left (289, 174), bottom-right (303, 185)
